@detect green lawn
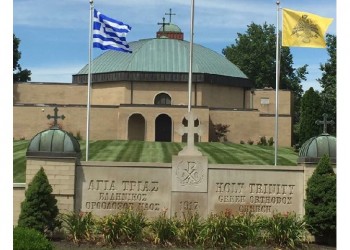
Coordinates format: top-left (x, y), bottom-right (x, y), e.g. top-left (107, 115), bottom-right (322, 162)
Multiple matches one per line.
top-left (13, 140), bottom-right (298, 183)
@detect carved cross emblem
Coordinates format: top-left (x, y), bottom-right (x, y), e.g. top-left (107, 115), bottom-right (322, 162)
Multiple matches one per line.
top-left (176, 160), bottom-right (204, 185)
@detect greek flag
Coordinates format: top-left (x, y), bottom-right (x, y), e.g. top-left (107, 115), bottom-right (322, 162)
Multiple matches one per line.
top-left (93, 9), bottom-right (132, 53)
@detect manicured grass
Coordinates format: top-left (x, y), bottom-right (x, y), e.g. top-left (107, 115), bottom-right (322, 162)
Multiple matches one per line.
top-left (13, 140), bottom-right (298, 183)
top-left (13, 140), bottom-right (30, 183)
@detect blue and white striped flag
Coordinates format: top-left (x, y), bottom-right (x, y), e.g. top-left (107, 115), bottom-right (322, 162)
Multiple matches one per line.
top-left (93, 9), bottom-right (132, 53)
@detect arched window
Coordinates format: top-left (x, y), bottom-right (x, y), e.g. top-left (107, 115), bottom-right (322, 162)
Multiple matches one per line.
top-left (154, 93), bottom-right (171, 105)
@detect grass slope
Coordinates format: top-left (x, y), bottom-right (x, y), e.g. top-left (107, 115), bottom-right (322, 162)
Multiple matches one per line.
top-left (13, 140), bottom-right (298, 183)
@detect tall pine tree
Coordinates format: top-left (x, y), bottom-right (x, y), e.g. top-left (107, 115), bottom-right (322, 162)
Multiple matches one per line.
top-left (298, 87), bottom-right (322, 146)
top-left (318, 34), bottom-right (336, 135)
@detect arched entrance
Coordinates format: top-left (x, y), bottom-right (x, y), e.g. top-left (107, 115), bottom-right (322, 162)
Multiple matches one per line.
top-left (128, 114), bottom-right (145, 141)
top-left (155, 114), bottom-right (172, 142)
top-left (181, 117), bottom-right (200, 142)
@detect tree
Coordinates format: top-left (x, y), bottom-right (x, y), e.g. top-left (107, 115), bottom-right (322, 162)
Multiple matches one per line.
top-left (222, 22), bottom-right (307, 92)
top-left (318, 34), bottom-right (336, 135)
top-left (213, 123), bottom-right (230, 142)
top-left (18, 167), bottom-right (60, 235)
top-left (222, 22), bottom-right (308, 144)
top-left (305, 155), bottom-right (336, 245)
top-left (13, 34), bottom-right (31, 82)
top-left (298, 87), bottom-right (322, 146)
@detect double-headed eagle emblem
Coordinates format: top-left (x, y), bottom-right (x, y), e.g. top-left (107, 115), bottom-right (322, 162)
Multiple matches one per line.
top-left (291, 14), bottom-right (321, 43)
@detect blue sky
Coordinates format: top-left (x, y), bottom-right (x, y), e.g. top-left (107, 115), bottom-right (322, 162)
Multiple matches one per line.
top-left (13, 0), bottom-right (336, 91)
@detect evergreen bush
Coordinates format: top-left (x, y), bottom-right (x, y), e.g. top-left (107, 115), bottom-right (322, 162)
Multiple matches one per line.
top-left (13, 226), bottom-right (53, 250)
top-left (18, 167), bottom-right (61, 235)
top-left (305, 155), bottom-right (336, 245)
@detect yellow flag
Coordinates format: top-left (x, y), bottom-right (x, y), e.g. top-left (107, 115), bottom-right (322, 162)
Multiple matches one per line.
top-left (282, 8), bottom-right (333, 48)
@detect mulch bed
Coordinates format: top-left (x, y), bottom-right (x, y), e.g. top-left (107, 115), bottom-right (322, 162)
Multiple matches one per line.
top-left (51, 239), bottom-right (336, 250)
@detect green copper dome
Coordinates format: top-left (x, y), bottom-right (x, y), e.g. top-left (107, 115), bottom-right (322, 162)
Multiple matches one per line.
top-left (158, 23), bottom-right (182, 32)
top-left (27, 128), bottom-right (81, 158)
top-left (298, 133), bottom-right (336, 164)
top-left (76, 38), bottom-right (248, 80)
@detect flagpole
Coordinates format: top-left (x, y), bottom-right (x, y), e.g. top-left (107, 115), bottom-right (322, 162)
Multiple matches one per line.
top-left (274, 0), bottom-right (281, 166)
top-left (86, 0), bottom-right (94, 161)
top-left (188, 0), bottom-right (195, 113)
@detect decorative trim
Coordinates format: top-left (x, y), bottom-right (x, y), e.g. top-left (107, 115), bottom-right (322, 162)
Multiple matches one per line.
top-left (72, 71), bottom-right (253, 88)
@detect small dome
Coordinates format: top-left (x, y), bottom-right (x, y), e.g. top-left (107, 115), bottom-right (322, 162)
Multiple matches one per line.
top-left (158, 23), bottom-right (182, 33)
top-left (298, 133), bottom-right (336, 164)
top-left (27, 128), bottom-right (81, 158)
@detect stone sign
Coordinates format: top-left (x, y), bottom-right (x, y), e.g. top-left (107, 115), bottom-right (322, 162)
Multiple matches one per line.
top-left (72, 162), bottom-right (304, 218)
top-left (75, 165), bottom-right (172, 218)
top-left (208, 167), bottom-right (304, 215)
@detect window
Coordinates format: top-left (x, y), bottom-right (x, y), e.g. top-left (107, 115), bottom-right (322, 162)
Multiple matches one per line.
top-left (155, 93), bottom-right (171, 105)
top-left (260, 98), bottom-right (270, 105)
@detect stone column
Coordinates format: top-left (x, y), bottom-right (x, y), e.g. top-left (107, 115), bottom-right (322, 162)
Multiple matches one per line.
top-left (171, 155), bottom-right (208, 217)
top-left (26, 157), bottom-right (78, 214)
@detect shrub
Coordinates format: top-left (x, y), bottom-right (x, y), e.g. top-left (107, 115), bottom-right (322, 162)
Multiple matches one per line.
top-left (13, 226), bottom-right (53, 250)
top-left (149, 209), bottom-right (179, 245)
top-left (214, 123), bottom-right (230, 142)
top-left (293, 143), bottom-right (300, 152)
top-left (268, 137), bottom-right (274, 146)
top-left (60, 211), bottom-right (96, 244)
top-left (240, 140), bottom-right (245, 144)
top-left (118, 208), bottom-right (147, 241)
top-left (262, 212), bottom-right (307, 248)
top-left (247, 139), bottom-right (254, 145)
top-left (177, 211), bottom-right (203, 246)
top-left (75, 131), bottom-right (82, 140)
top-left (18, 167), bottom-right (60, 235)
top-left (233, 212), bottom-right (266, 247)
top-left (305, 154), bottom-right (336, 245)
top-left (198, 211), bottom-right (239, 249)
top-left (97, 213), bottom-right (130, 246)
top-left (257, 136), bottom-right (268, 146)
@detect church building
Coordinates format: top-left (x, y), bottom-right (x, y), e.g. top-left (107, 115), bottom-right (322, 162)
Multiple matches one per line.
top-left (13, 12), bottom-right (293, 146)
